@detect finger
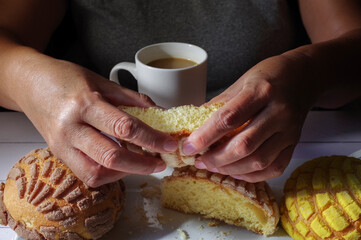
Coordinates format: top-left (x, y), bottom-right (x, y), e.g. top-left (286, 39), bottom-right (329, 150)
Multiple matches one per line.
top-left (210, 133), bottom-right (287, 175)
top-left (196, 105), bottom-right (280, 168)
top-left (183, 83), bottom-right (271, 155)
top-left (70, 124), bottom-right (166, 175)
top-left (98, 79), bottom-right (156, 107)
top-left (231, 145), bottom-right (294, 183)
top-left (81, 98), bottom-right (178, 153)
top-left (53, 146), bottom-right (129, 188)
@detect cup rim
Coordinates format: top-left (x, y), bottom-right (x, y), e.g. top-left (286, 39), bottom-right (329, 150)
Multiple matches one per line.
top-left (135, 42), bottom-right (208, 71)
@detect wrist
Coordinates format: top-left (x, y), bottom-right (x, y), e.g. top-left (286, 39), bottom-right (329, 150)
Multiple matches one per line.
top-left (283, 29), bottom-right (361, 109)
top-left (278, 47), bottom-right (323, 111)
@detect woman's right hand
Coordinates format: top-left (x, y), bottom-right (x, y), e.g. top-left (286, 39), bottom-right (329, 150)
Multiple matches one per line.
top-left (12, 54), bottom-right (178, 187)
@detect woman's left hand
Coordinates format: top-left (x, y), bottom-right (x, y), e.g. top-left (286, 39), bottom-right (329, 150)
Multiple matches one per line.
top-left (182, 52), bottom-right (320, 182)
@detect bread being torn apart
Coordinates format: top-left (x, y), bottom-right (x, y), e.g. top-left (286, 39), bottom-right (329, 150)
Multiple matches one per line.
top-left (119, 102), bottom-right (249, 168)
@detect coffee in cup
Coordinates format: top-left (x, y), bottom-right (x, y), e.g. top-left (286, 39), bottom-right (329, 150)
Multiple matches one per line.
top-left (147, 58), bottom-right (197, 69)
top-left (109, 42), bottom-right (207, 108)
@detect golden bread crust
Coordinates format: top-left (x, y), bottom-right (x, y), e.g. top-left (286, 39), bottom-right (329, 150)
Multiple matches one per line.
top-left (281, 156), bottom-right (361, 240)
top-left (0, 148), bottom-right (126, 240)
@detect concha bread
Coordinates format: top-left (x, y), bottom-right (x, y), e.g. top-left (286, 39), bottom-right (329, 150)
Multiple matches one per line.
top-left (161, 166), bottom-right (279, 236)
top-left (281, 156), bottom-right (361, 240)
top-left (119, 103), bottom-right (248, 168)
top-left (0, 148), bottom-right (126, 240)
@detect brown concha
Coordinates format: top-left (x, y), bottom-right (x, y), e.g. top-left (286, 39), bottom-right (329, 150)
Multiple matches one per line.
top-left (0, 148), bottom-right (126, 240)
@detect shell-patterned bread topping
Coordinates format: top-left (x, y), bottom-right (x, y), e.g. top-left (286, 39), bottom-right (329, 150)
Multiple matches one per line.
top-left (281, 156), bottom-right (361, 240)
top-left (0, 148), bottom-right (126, 240)
top-left (161, 166), bottom-right (279, 235)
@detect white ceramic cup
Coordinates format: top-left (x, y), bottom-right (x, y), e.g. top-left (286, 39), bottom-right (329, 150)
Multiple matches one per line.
top-left (109, 42), bottom-right (207, 108)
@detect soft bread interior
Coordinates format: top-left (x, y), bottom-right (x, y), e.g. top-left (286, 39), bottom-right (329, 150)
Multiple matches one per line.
top-left (120, 103), bottom-right (224, 133)
top-left (161, 177), bottom-right (275, 235)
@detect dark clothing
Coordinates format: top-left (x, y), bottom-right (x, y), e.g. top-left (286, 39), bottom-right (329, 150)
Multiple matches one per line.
top-left (47, 0), bottom-right (309, 99)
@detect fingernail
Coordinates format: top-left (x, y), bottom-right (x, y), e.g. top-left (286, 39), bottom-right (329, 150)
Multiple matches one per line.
top-left (183, 143), bottom-right (196, 155)
top-left (154, 162), bottom-right (166, 173)
top-left (231, 175), bottom-right (244, 180)
top-left (195, 161), bottom-right (207, 169)
top-left (164, 140), bottom-right (178, 152)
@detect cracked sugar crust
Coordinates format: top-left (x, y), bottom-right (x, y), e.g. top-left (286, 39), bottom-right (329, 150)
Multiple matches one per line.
top-left (281, 156), bottom-right (361, 240)
top-left (1, 147), bottom-right (126, 240)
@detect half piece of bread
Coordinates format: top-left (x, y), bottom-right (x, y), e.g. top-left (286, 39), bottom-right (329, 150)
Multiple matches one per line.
top-left (119, 103), bottom-right (248, 167)
top-left (161, 166), bottom-right (280, 236)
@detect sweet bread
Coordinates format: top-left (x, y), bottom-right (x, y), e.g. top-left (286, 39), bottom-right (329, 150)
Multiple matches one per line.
top-left (120, 103), bottom-right (248, 167)
top-left (161, 166), bottom-right (279, 235)
top-left (281, 156), bottom-right (361, 240)
top-left (0, 148), bottom-right (126, 240)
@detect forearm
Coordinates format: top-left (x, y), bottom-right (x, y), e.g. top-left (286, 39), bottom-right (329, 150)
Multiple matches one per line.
top-left (0, 30), bottom-right (54, 111)
top-left (0, 0), bottom-right (67, 111)
top-left (283, 28), bottom-right (361, 109)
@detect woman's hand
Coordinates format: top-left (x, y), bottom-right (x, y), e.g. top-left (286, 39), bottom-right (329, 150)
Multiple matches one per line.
top-left (13, 54), bottom-right (178, 187)
top-left (182, 53), bottom-right (319, 182)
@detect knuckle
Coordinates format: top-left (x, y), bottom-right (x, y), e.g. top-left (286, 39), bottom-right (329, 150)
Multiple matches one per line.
top-left (233, 135), bottom-right (254, 157)
top-left (83, 168), bottom-right (102, 188)
top-left (252, 156), bottom-right (269, 170)
top-left (271, 163), bottom-right (285, 177)
top-left (114, 116), bottom-right (138, 140)
top-left (260, 80), bottom-right (273, 100)
top-left (195, 135), bottom-right (209, 149)
top-left (137, 93), bottom-right (154, 104)
top-left (100, 148), bottom-right (121, 169)
top-left (217, 108), bottom-right (241, 130)
top-left (79, 91), bottom-right (103, 116)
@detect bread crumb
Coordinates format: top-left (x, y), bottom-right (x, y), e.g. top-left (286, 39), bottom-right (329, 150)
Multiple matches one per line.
top-left (157, 213), bottom-right (166, 225)
top-left (141, 186), bottom-right (161, 199)
top-left (221, 230), bottom-right (231, 236)
top-left (208, 220), bottom-right (220, 227)
top-left (177, 229), bottom-right (189, 240)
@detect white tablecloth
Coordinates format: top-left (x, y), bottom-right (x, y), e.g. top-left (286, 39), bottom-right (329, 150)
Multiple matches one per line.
top-left (0, 111), bottom-right (361, 240)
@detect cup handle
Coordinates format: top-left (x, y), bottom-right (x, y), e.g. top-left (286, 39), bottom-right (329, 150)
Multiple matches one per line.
top-left (109, 62), bottom-right (137, 84)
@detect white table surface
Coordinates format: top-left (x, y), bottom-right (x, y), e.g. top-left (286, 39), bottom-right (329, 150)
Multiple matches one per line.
top-left (0, 111), bottom-right (361, 240)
